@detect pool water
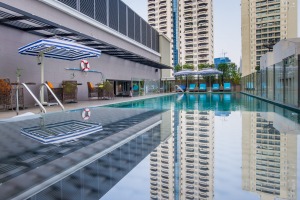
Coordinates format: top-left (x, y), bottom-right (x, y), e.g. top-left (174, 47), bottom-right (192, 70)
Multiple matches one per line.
top-left (0, 93), bottom-right (299, 200)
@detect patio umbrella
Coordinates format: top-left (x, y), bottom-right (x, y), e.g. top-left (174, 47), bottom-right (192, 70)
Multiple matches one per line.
top-left (18, 38), bottom-right (101, 104)
top-left (198, 68), bottom-right (223, 92)
top-left (174, 70), bottom-right (199, 88)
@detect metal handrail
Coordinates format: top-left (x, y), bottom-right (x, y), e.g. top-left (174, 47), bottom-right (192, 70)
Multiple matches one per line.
top-left (41, 83), bottom-right (65, 111)
top-left (175, 85), bottom-right (184, 93)
top-left (21, 83), bottom-right (47, 113)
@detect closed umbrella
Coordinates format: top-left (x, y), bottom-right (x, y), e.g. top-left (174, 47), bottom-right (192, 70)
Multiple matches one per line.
top-left (18, 38), bottom-right (101, 104)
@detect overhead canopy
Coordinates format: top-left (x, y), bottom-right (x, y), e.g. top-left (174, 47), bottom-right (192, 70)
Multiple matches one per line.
top-left (198, 68), bottom-right (223, 76)
top-left (0, 3), bottom-right (172, 69)
top-left (174, 70), bottom-right (199, 76)
top-left (18, 38), bottom-right (101, 60)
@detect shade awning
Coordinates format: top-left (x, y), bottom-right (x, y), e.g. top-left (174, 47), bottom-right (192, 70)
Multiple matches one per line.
top-left (174, 70), bottom-right (198, 76)
top-left (18, 38), bottom-right (101, 61)
top-left (198, 68), bottom-right (223, 76)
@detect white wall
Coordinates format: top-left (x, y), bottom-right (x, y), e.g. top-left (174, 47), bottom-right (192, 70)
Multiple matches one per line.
top-left (0, 25), bottom-right (160, 105)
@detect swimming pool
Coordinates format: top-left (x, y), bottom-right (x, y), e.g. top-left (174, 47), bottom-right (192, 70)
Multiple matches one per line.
top-left (0, 93), bottom-right (299, 200)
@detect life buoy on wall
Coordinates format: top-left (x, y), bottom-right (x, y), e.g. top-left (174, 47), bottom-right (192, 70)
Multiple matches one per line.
top-left (80, 60), bottom-right (90, 72)
top-left (82, 108), bottom-right (91, 120)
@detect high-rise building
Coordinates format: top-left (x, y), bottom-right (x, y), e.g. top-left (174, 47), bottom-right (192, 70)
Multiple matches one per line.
top-left (241, 0), bottom-right (298, 76)
top-left (242, 111), bottom-right (298, 200)
top-left (150, 109), bottom-right (215, 200)
top-left (148, 0), bottom-right (214, 69)
top-left (214, 57), bottom-right (232, 69)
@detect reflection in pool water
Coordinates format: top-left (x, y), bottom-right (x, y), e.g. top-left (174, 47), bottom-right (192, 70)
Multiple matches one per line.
top-left (0, 93), bottom-right (299, 200)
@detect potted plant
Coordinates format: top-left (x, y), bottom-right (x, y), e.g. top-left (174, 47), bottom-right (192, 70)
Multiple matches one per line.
top-left (16, 67), bottom-right (23, 83)
top-left (231, 71), bottom-right (241, 92)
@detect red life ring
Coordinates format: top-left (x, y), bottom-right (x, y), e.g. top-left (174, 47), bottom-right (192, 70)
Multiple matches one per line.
top-left (82, 108), bottom-right (91, 120)
top-left (80, 60), bottom-right (90, 72)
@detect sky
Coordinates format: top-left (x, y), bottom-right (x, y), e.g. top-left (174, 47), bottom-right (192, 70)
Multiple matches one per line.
top-left (122, 0), bottom-right (300, 67)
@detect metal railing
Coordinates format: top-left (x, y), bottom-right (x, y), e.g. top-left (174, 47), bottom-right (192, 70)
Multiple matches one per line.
top-left (41, 83), bottom-right (65, 111)
top-left (175, 85), bottom-right (184, 93)
top-left (21, 83), bottom-right (47, 114)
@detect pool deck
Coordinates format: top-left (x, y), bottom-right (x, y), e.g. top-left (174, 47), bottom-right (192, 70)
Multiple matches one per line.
top-left (0, 93), bottom-right (173, 120)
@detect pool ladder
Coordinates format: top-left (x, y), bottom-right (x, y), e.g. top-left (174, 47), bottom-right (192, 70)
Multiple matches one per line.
top-left (175, 85), bottom-right (184, 93)
top-left (21, 82), bottom-right (65, 114)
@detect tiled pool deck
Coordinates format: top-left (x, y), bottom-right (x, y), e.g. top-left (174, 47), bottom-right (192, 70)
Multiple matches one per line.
top-left (0, 94), bottom-right (172, 120)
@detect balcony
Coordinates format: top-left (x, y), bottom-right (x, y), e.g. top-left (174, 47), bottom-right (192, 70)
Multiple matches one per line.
top-left (199, 150), bottom-right (210, 154)
top-left (199, 134), bottom-right (209, 138)
top-left (200, 167), bottom-right (209, 171)
top-left (199, 161), bottom-right (209, 165)
top-left (199, 155), bottom-right (209, 160)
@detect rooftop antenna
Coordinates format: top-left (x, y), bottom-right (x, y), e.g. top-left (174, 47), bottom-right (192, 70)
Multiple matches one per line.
top-left (221, 49), bottom-right (227, 58)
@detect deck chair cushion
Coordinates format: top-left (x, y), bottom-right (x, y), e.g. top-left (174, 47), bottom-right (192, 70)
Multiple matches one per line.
top-left (46, 81), bottom-right (54, 89)
top-left (0, 79), bottom-right (11, 95)
top-left (88, 82), bottom-right (94, 89)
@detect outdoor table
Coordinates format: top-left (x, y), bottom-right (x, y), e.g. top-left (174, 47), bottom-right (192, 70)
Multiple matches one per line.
top-left (10, 82), bottom-right (36, 115)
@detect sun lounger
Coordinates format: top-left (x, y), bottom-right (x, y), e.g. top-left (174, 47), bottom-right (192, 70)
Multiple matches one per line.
top-left (223, 82), bottom-right (231, 91)
top-left (199, 83), bottom-right (207, 92)
top-left (212, 83), bottom-right (220, 91)
top-left (188, 84), bottom-right (196, 92)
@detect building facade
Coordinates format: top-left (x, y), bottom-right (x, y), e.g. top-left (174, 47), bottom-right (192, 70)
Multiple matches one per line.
top-left (241, 0), bottom-right (298, 76)
top-left (0, 0), bottom-right (171, 106)
top-left (214, 57), bottom-right (232, 69)
top-left (148, 0), bottom-right (214, 69)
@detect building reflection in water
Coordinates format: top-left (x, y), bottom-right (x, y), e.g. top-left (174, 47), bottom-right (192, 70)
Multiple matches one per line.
top-left (242, 111), bottom-right (298, 200)
top-left (150, 104), bottom-right (215, 199)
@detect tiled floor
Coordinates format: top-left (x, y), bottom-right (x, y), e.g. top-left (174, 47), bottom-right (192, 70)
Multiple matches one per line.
top-left (0, 93), bottom-right (172, 120)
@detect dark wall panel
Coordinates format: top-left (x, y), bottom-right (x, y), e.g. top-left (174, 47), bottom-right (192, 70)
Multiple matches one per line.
top-left (151, 28), bottom-right (156, 51)
top-left (95, 0), bottom-right (107, 25)
top-left (141, 20), bottom-right (147, 46)
top-left (58, 0), bottom-right (77, 9)
top-left (109, 0), bottom-right (119, 31)
top-left (119, 1), bottom-right (127, 35)
top-left (146, 24), bottom-right (152, 48)
top-left (134, 13), bottom-right (140, 42)
top-left (127, 8), bottom-right (135, 40)
top-left (80, 0), bottom-right (94, 18)
top-left (57, 0), bottom-right (160, 52)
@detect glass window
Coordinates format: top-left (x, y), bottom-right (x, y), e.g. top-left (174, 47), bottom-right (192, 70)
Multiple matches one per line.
top-left (274, 61), bottom-right (283, 102)
top-left (267, 66), bottom-right (274, 100)
top-left (285, 55), bottom-right (298, 106)
top-left (261, 68), bottom-right (267, 98)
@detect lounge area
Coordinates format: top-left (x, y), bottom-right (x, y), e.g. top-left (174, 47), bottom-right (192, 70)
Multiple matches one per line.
top-left (175, 82), bottom-right (235, 93)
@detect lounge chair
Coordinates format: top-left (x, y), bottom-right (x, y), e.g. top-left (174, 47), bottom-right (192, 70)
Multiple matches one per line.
top-left (199, 83), bottom-right (207, 92)
top-left (0, 78), bottom-right (13, 110)
top-left (46, 81), bottom-right (63, 102)
top-left (0, 78), bottom-right (25, 110)
top-left (223, 82), bottom-right (231, 91)
top-left (212, 83), bottom-right (220, 91)
top-left (188, 84), bottom-right (196, 92)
